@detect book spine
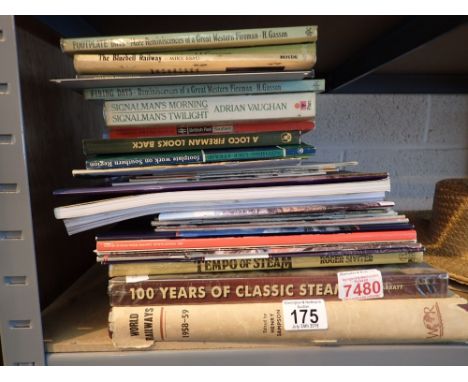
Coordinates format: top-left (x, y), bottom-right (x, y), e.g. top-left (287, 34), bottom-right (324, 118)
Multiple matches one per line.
top-left (108, 252), bottom-right (425, 277)
top-left (158, 201), bottom-right (393, 221)
top-left (85, 151), bottom-right (205, 169)
top-left (73, 43), bottom-right (316, 74)
top-left (85, 145), bottom-right (315, 169)
top-left (84, 79), bottom-right (325, 100)
top-left (174, 223), bottom-right (414, 238)
top-left (96, 230), bottom-right (418, 252)
top-left (104, 92), bottom-right (316, 128)
top-left (203, 145), bottom-right (315, 162)
top-left (109, 265), bottom-right (446, 306)
top-left (61, 25), bottom-right (318, 53)
top-left (108, 297), bottom-right (468, 348)
top-left (83, 131), bottom-right (302, 155)
top-left (108, 120), bottom-right (315, 139)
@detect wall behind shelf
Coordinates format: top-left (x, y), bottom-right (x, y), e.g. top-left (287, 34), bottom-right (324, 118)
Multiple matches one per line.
top-left (305, 94), bottom-right (468, 210)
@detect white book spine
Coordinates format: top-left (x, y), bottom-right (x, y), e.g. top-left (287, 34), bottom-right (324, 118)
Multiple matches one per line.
top-left (104, 92), bottom-right (316, 127)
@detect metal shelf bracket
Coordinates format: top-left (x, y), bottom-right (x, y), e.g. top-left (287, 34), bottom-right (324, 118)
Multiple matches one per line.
top-left (0, 15), bottom-right (45, 366)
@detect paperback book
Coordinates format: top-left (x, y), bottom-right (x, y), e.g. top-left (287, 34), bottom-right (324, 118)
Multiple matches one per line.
top-left (103, 92), bottom-right (316, 127)
top-left (61, 25), bottom-right (318, 53)
top-left (86, 145), bottom-right (315, 169)
top-left (73, 43), bottom-right (316, 74)
top-left (84, 79), bottom-right (325, 100)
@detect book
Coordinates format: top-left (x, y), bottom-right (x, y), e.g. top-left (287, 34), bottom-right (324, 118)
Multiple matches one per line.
top-left (156, 200), bottom-right (394, 222)
top-left (83, 131), bottom-right (303, 156)
top-left (61, 25), bottom-right (318, 53)
top-left (73, 43), bottom-right (316, 74)
top-left (153, 223), bottom-right (415, 239)
top-left (108, 296), bottom-right (468, 348)
top-left (108, 120), bottom-right (315, 139)
top-left (50, 71), bottom-right (315, 89)
top-left (72, 160), bottom-right (358, 178)
top-left (96, 230), bottom-right (417, 252)
top-left (103, 92), bottom-right (316, 127)
top-left (86, 145), bottom-right (315, 169)
top-left (101, 241), bottom-right (423, 261)
top-left (53, 173), bottom-right (388, 197)
top-left (61, 192), bottom-right (389, 235)
top-left (84, 79), bottom-right (325, 100)
top-left (107, 251), bottom-right (425, 277)
top-left (54, 179), bottom-right (391, 219)
top-left (108, 264), bottom-right (446, 306)
top-left (153, 215), bottom-right (409, 231)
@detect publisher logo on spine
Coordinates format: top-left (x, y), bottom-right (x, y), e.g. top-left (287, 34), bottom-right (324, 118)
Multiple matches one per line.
top-left (294, 100), bottom-right (312, 111)
top-left (281, 132), bottom-right (292, 143)
top-left (423, 303), bottom-right (444, 338)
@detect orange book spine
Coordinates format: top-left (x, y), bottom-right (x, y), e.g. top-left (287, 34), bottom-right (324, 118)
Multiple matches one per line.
top-left (96, 230), bottom-right (418, 252)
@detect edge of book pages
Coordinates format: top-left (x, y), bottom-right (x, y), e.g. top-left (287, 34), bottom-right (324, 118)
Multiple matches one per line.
top-left (50, 71), bottom-right (315, 89)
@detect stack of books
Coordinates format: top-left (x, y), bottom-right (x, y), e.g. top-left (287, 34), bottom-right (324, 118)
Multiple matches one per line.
top-left (53, 25), bottom-right (468, 350)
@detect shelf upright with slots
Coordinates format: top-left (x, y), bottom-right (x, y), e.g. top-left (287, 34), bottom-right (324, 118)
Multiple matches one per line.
top-left (0, 15), bottom-right (45, 366)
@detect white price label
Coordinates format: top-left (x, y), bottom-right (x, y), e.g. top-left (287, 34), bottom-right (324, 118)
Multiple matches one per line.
top-left (282, 299), bottom-right (328, 331)
top-left (337, 269), bottom-right (384, 300)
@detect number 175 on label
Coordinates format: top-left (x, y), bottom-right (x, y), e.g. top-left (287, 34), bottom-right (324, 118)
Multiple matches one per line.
top-left (282, 299), bottom-right (328, 331)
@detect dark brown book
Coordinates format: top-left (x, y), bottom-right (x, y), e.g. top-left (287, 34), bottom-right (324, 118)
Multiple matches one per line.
top-left (108, 263), bottom-right (448, 306)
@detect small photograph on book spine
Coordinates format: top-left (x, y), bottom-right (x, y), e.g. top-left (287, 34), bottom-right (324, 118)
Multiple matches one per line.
top-left (50, 23), bottom-right (468, 351)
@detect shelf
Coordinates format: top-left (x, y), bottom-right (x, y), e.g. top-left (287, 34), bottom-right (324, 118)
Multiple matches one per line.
top-left (25, 15), bottom-right (468, 94)
top-left (42, 261), bottom-right (468, 365)
top-left (2, 15), bottom-right (467, 366)
top-left (42, 264), bottom-right (289, 353)
top-left (46, 344), bottom-right (468, 366)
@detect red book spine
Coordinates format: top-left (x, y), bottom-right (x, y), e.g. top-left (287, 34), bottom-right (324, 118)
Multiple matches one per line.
top-left (96, 230), bottom-right (418, 252)
top-left (108, 120), bottom-right (315, 139)
top-left (108, 270), bottom-right (448, 306)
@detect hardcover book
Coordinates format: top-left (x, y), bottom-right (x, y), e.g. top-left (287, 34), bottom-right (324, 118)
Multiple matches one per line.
top-left (107, 251), bottom-right (425, 277)
top-left (108, 263), bottom-right (447, 306)
top-left (108, 296), bottom-right (468, 349)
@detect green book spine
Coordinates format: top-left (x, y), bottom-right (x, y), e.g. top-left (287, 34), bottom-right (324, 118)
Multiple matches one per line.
top-left (85, 145), bottom-right (315, 169)
top-left (83, 79), bottom-right (325, 100)
top-left (83, 131), bottom-right (302, 156)
top-left (61, 25), bottom-right (317, 53)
